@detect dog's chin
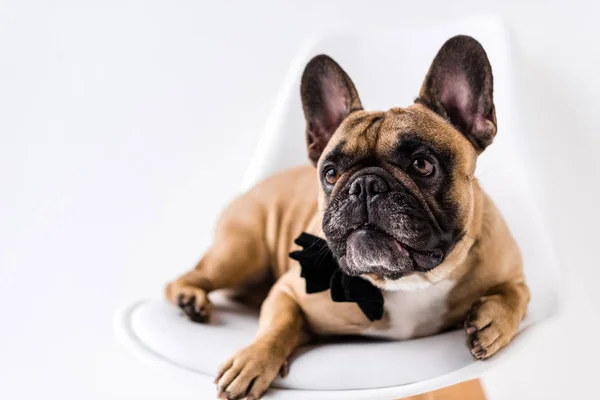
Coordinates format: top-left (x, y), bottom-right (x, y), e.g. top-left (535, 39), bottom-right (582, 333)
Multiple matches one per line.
top-left (337, 228), bottom-right (444, 280)
top-left (338, 228), bottom-right (411, 280)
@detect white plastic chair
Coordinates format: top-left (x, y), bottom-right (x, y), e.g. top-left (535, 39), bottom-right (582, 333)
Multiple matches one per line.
top-left (114, 14), bottom-right (560, 399)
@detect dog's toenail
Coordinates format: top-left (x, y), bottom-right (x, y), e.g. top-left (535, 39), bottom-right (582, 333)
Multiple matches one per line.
top-left (217, 390), bottom-right (230, 399)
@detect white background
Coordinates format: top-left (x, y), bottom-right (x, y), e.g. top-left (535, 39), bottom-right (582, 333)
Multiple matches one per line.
top-left (1, 1), bottom-right (599, 399)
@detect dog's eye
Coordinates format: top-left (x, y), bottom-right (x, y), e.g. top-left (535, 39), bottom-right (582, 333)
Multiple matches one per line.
top-left (324, 167), bottom-right (340, 185)
top-left (410, 157), bottom-right (435, 177)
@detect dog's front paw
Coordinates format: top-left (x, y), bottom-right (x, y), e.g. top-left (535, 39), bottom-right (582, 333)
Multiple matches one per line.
top-left (165, 282), bottom-right (212, 323)
top-left (464, 296), bottom-right (519, 360)
top-left (215, 342), bottom-right (288, 400)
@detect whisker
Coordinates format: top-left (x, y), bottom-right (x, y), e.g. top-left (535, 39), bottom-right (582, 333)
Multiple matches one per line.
top-left (463, 233), bottom-right (475, 241)
top-left (400, 277), bottom-right (414, 290)
top-left (301, 238), bottom-right (326, 253)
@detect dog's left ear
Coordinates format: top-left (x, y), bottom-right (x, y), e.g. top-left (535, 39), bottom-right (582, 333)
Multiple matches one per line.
top-left (418, 35), bottom-right (496, 153)
top-left (301, 55), bottom-right (362, 165)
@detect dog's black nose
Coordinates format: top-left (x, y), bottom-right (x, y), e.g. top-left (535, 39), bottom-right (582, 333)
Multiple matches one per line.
top-left (348, 175), bottom-right (389, 199)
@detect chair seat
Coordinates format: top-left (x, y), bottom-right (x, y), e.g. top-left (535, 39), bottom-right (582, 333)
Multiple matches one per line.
top-left (115, 295), bottom-right (537, 392)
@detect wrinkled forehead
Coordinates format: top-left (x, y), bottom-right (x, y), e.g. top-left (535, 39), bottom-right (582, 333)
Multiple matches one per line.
top-left (319, 104), bottom-right (477, 172)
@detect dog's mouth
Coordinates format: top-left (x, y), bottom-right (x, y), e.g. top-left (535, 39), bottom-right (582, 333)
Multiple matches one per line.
top-left (337, 225), bottom-right (444, 280)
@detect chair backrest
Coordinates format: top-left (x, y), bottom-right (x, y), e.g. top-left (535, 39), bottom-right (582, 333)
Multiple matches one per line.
top-left (242, 15), bottom-right (560, 325)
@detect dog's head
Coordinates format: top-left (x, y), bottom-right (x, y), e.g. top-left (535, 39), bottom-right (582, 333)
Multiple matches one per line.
top-left (300, 36), bottom-right (496, 286)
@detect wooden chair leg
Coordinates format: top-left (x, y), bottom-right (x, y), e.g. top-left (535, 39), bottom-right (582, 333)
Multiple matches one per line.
top-left (399, 379), bottom-right (486, 400)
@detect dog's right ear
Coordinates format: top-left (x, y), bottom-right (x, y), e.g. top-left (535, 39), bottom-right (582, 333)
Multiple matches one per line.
top-left (301, 55), bottom-right (362, 165)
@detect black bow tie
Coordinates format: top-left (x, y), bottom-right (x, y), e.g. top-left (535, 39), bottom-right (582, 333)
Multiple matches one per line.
top-left (289, 232), bottom-right (384, 322)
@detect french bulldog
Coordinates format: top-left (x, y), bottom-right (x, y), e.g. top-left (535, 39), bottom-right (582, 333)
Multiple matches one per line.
top-left (165, 35), bottom-right (530, 400)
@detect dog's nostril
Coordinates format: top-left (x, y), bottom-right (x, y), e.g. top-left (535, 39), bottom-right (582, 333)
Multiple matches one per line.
top-left (368, 177), bottom-right (388, 195)
top-left (349, 178), bottom-right (363, 196)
